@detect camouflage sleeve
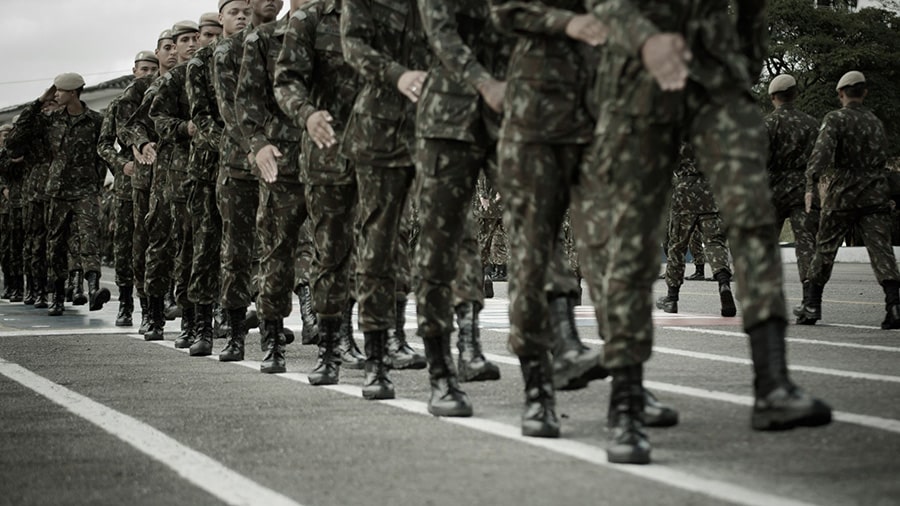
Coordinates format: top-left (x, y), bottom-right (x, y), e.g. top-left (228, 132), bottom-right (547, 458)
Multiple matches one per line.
top-left (736, 0), bottom-right (767, 83)
top-left (764, 112), bottom-right (778, 171)
top-left (236, 29), bottom-right (271, 155)
top-left (489, 0), bottom-right (579, 38)
top-left (420, 0), bottom-right (493, 90)
top-left (150, 72), bottom-right (190, 142)
top-left (187, 52), bottom-right (223, 149)
top-left (213, 37), bottom-right (251, 154)
top-left (97, 102), bottom-right (129, 175)
top-left (586, 0), bottom-right (659, 58)
top-left (806, 113), bottom-right (838, 194)
top-left (115, 81), bottom-right (144, 149)
top-left (341, 0), bottom-right (409, 88)
top-left (123, 89), bottom-right (158, 151)
top-left (275, 9), bottom-right (319, 130)
top-left (11, 100), bottom-right (48, 147)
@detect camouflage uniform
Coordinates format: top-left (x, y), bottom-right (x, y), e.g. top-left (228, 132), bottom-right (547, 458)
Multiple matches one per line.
top-left (475, 172), bottom-right (508, 269)
top-left (21, 137), bottom-right (51, 302)
top-left (97, 95), bottom-right (135, 289)
top-left (0, 150), bottom-right (24, 297)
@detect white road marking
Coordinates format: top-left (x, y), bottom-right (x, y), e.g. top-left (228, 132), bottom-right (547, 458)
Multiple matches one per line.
top-left (0, 327), bottom-right (137, 338)
top-left (0, 357), bottom-right (304, 506)
top-left (663, 326), bottom-right (900, 353)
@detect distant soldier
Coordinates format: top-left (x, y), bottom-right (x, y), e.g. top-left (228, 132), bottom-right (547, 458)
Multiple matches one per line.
top-left (0, 124), bottom-right (24, 302)
top-left (797, 71), bottom-right (900, 329)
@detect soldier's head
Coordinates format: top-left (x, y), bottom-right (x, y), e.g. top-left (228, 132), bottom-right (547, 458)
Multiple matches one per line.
top-left (52, 73), bottom-right (85, 107)
top-left (133, 51), bottom-right (160, 79)
top-left (156, 30), bottom-right (178, 72)
top-left (250, 0), bottom-right (283, 24)
top-left (768, 74), bottom-right (798, 106)
top-left (836, 71), bottom-right (867, 106)
top-left (219, 0), bottom-right (251, 36)
top-left (198, 12), bottom-right (223, 47)
top-left (0, 125), bottom-right (12, 146)
top-left (171, 21), bottom-right (200, 63)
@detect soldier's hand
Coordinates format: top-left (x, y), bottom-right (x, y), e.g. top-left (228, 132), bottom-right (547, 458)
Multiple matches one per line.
top-left (480, 197), bottom-right (490, 210)
top-left (565, 14), bottom-right (607, 46)
top-left (187, 121), bottom-right (197, 137)
top-left (307, 110), bottom-right (337, 149)
top-left (477, 79), bottom-right (506, 113)
top-left (397, 70), bottom-right (427, 103)
top-left (640, 33), bottom-right (691, 91)
top-left (39, 85), bottom-right (57, 104)
top-left (135, 143), bottom-right (157, 165)
top-left (2, 188), bottom-right (8, 199)
top-left (804, 191), bottom-right (813, 213)
top-left (256, 144), bottom-right (282, 184)
top-left (123, 161), bottom-right (135, 177)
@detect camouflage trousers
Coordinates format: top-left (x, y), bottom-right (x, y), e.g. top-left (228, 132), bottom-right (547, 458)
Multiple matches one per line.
top-left (132, 188), bottom-right (151, 299)
top-left (172, 196), bottom-right (193, 308)
top-left (217, 175), bottom-right (259, 311)
top-left (255, 180), bottom-right (309, 320)
top-left (478, 216), bottom-right (508, 267)
top-left (47, 197), bottom-right (102, 281)
top-left (188, 182), bottom-right (221, 305)
top-left (397, 195), bottom-right (416, 297)
top-left (689, 228), bottom-right (705, 265)
top-left (66, 215), bottom-right (82, 273)
top-left (584, 92), bottom-right (784, 370)
top-left (113, 198), bottom-right (134, 287)
top-left (1, 208), bottom-right (24, 278)
top-left (775, 204), bottom-right (819, 283)
top-left (355, 164), bottom-right (414, 332)
top-left (26, 200), bottom-right (47, 282)
top-left (307, 183), bottom-right (357, 318)
top-left (664, 212), bottom-right (730, 288)
top-left (809, 206), bottom-right (899, 286)
top-left (143, 190), bottom-right (174, 298)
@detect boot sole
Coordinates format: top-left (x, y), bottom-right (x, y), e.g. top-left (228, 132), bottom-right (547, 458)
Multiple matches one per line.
top-left (260, 366), bottom-right (287, 374)
top-left (362, 388), bottom-right (395, 400)
top-left (115, 321), bottom-right (133, 327)
top-left (607, 447), bottom-right (651, 464)
top-left (428, 404), bottom-right (474, 417)
top-left (309, 376), bottom-right (339, 386)
top-left (521, 423), bottom-right (560, 438)
top-left (751, 408), bottom-right (833, 431)
top-left (174, 340), bottom-right (194, 349)
top-left (218, 355), bottom-right (244, 362)
top-left (459, 369), bottom-right (501, 382)
top-left (553, 349), bottom-right (605, 390)
top-left (143, 334), bottom-right (164, 342)
top-left (89, 290), bottom-right (111, 311)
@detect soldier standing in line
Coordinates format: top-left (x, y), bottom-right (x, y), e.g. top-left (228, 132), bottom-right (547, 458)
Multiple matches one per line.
top-left (13, 73), bottom-right (111, 316)
top-left (118, 30), bottom-right (178, 335)
top-left (97, 50), bottom-right (160, 327)
top-left (0, 125), bottom-right (24, 302)
top-left (655, 143), bottom-right (736, 317)
top-left (198, 12), bottom-right (224, 46)
top-left (212, 0), bottom-right (283, 362)
top-left (586, 0), bottom-right (831, 464)
top-left (797, 71), bottom-right (900, 330)
top-left (187, 1), bottom-right (251, 357)
top-left (763, 74), bottom-right (821, 312)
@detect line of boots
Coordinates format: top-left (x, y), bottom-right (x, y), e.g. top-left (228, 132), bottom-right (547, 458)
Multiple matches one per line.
top-left (655, 269), bottom-right (735, 317)
top-left (796, 279), bottom-right (900, 329)
top-left (47, 271), bottom-right (109, 316)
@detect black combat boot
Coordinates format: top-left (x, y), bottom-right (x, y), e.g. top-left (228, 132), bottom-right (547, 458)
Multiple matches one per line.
top-left (714, 270), bottom-right (737, 317)
top-left (260, 318), bottom-right (287, 374)
top-left (483, 267), bottom-right (494, 299)
top-left (793, 280), bottom-right (811, 317)
top-left (143, 296), bottom-right (166, 341)
top-left (455, 302), bottom-right (501, 382)
top-left (244, 308), bottom-right (259, 331)
top-left (362, 330), bottom-right (394, 400)
top-left (685, 263), bottom-right (705, 281)
top-left (494, 264), bottom-right (508, 282)
top-left (297, 284), bottom-right (319, 345)
top-left (72, 270), bottom-right (88, 306)
top-left (424, 334), bottom-right (473, 417)
top-left (336, 299), bottom-right (365, 369)
top-left (34, 276), bottom-right (49, 309)
top-left (748, 319), bottom-right (831, 430)
top-left (9, 274), bottom-right (23, 303)
top-left (880, 280), bottom-right (900, 330)
top-left (655, 285), bottom-right (678, 313)
top-left (85, 271), bottom-right (110, 311)
top-left (386, 296), bottom-right (426, 370)
top-left (174, 304), bottom-right (196, 349)
top-left (23, 275), bottom-right (36, 305)
top-left (138, 297), bottom-right (151, 334)
top-left (549, 295), bottom-right (607, 390)
top-left (519, 351), bottom-right (559, 438)
top-left (607, 364), bottom-right (651, 464)
top-left (116, 285), bottom-right (134, 327)
top-left (795, 282), bottom-right (823, 325)
top-left (641, 389), bottom-right (680, 427)
top-left (164, 288), bottom-right (179, 320)
top-left (190, 304), bottom-right (214, 357)
top-left (309, 317), bottom-right (341, 386)
top-left (219, 308), bottom-right (246, 362)
top-left (47, 279), bottom-right (66, 316)
top-left (213, 304), bottom-right (229, 339)
top-left (1, 273), bottom-right (11, 300)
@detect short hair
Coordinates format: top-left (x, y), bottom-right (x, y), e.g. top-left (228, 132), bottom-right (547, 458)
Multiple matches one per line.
top-left (772, 86), bottom-right (798, 102)
top-left (842, 82), bottom-right (866, 99)
top-left (74, 86), bottom-right (85, 98)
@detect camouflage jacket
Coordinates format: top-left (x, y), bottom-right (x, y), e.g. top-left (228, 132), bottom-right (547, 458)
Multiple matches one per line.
top-left (489, 0), bottom-right (595, 144)
top-left (15, 99), bottom-right (105, 200)
top-left (6, 116), bottom-right (50, 202)
top-left (213, 26), bottom-right (257, 179)
top-left (237, 15), bottom-right (304, 178)
top-left (671, 143), bottom-right (717, 215)
top-left (97, 94), bottom-right (134, 201)
top-left (416, 0), bottom-right (511, 143)
top-left (765, 103), bottom-right (819, 211)
top-left (119, 74), bottom-right (163, 191)
top-left (276, 0), bottom-right (358, 185)
top-left (806, 102), bottom-right (889, 211)
top-left (150, 62), bottom-right (193, 174)
top-left (588, 0), bottom-right (766, 122)
top-left (187, 44), bottom-right (222, 183)
top-left (340, 0), bottom-right (431, 167)
top-left (0, 147), bottom-right (25, 207)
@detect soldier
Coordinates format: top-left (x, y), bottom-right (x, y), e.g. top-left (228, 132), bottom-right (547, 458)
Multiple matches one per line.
top-left (655, 143), bottom-right (736, 317)
top-left (797, 71), bottom-right (900, 330)
top-left (0, 124), bottom-right (24, 303)
top-left (586, 1), bottom-right (831, 464)
top-left (199, 12), bottom-right (224, 46)
top-left (763, 74), bottom-right (821, 311)
top-left (97, 50), bottom-right (160, 327)
top-left (13, 73), bottom-right (111, 316)
top-left (212, 0), bottom-right (283, 362)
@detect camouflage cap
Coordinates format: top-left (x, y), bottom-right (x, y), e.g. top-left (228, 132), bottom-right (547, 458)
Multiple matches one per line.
top-left (171, 20), bottom-right (200, 40)
top-left (53, 72), bottom-right (85, 91)
top-left (219, 0), bottom-right (238, 11)
top-left (768, 74), bottom-right (796, 95)
top-left (836, 71), bottom-right (865, 91)
top-left (134, 50), bottom-right (159, 64)
top-left (158, 29), bottom-right (174, 43)
top-left (199, 12), bottom-right (222, 28)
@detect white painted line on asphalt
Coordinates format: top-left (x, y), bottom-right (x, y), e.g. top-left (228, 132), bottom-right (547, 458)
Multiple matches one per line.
top-left (0, 356), bottom-right (305, 506)
top-left (0, 327), bottom-right (137, 338)
top-left (663, 326), bottom-right (900, 353)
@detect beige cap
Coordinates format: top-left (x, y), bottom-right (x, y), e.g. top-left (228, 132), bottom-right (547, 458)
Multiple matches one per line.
top-left (134, 50), bottom-right (159, 64)
top-left (53, 72), bottom-right (86, 91)
top-left (768, 74), bottom-right (796, 95)
top-left (158, 29), bottom-right (174, 42)
top-left (0, 124), bottom-right (12, 133)
top-left (171, 20), bottom-right (200, 40)
top-left (836, 71), bottom-right (866, 91)
top-left (219, 0), bottom-right (238, 11)
top-left (199, 12), bottom-right (222, 28)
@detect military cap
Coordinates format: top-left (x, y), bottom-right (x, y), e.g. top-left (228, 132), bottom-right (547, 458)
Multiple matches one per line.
top-left (171, 20), bottom-right (200, 40)
top-left (199, 12), bottom-right (222, 28)
top-left (53, 72), bottom-right (85, 91)
top-left (158, 29), bottom-right (174, 43)
top-left (0, 124), bottom-right (12, 133)
top-left (134, 50), bottom-right (159, 64)
top-left (836, 71), bottom-right (866, 91)
top-left (219, 0), bottom-right (238, 12)
top-left (768, 74), bottom-right (796, 95)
